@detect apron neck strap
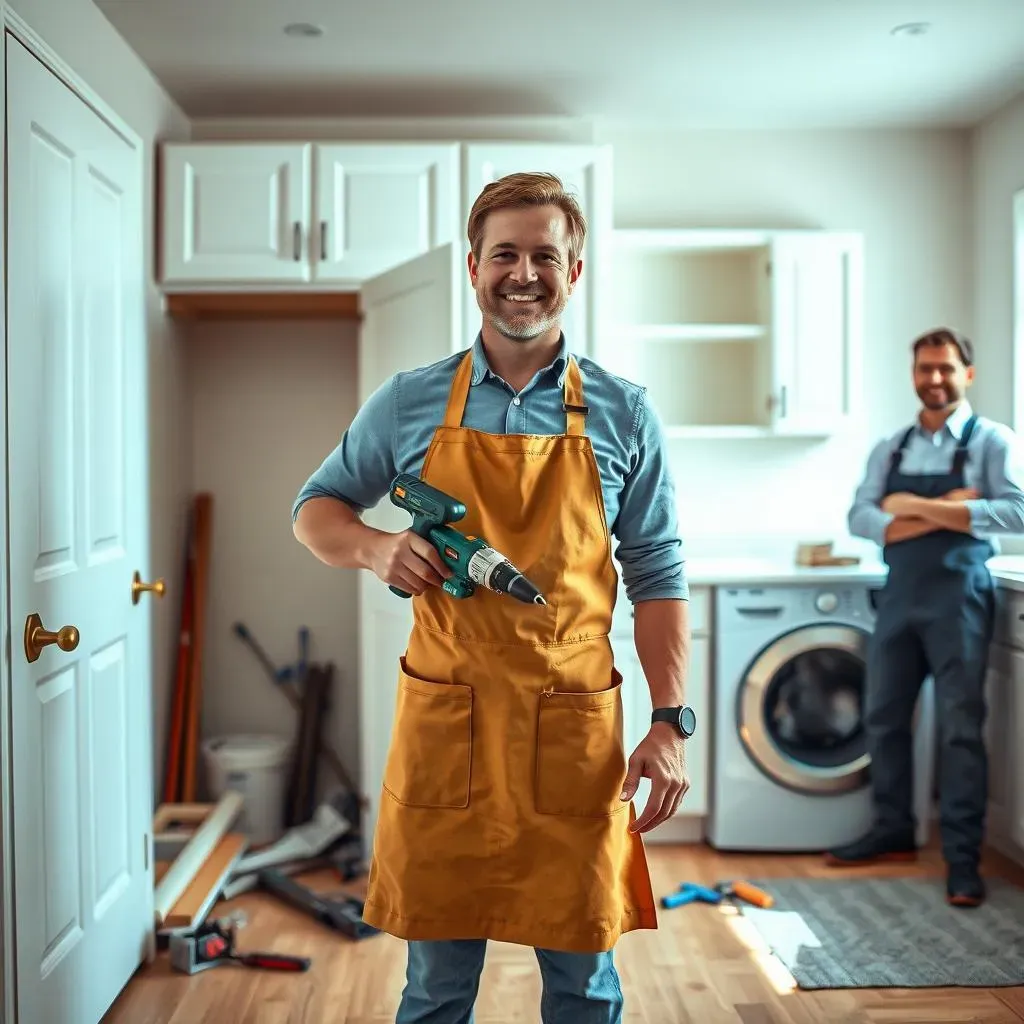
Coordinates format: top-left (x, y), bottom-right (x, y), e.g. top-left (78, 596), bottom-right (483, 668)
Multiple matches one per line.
top-left (562, 356), bottom-right (587, 437)
top-left (442, 347), bottom-right (588, 436)
top-left (442, 350), bottom-right (476, 428)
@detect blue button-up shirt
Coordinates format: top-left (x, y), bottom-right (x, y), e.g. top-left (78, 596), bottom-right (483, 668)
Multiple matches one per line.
top-left (848, 401), bottom-right (1024, 549)
top-left (292, 333), bottom-right (688, 604)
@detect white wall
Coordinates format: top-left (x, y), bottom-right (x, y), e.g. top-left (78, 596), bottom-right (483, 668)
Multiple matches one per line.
top-left (971, 91), bottom-right (1024, 430)
top-left (6, 0), bottom-right (193, 792)
top-left (597, 125), bottom-right (973, 544)
top-left (185, 320), bottom-right (361, 796)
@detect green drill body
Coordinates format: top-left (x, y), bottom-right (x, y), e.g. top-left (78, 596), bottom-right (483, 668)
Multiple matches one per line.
top-left (387, 474), bottom-right (545, 605)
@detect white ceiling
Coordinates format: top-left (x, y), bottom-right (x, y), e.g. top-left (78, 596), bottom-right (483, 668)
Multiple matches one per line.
top-left (94, 0), bottom-right (1024, 127)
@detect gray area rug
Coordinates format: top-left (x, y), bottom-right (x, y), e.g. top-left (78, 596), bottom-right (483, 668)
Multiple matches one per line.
top-left (736, 877), bottom-right (1024, 989)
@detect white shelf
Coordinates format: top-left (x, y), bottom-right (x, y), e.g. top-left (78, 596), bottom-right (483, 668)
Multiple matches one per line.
top-left (610, 323), bottom-right (766, 342)
top-left (613, 228), bottom-right (771, 251)
top-left (664, 425), bottom-right (774, 439)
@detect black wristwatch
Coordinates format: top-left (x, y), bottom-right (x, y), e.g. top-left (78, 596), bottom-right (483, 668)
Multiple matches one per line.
top-left (652, 705), bottom-right (696, 738)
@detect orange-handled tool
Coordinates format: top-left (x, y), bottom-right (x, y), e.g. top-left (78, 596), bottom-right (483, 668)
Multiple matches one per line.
top-left (718, 880), bottom-right (775, 908)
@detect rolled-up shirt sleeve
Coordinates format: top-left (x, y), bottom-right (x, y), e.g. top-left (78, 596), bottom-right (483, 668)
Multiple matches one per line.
top-left (612, 389), bottom-right (688, 603)
top-left (847, 437), bottom-right (896, 548)
top-left (291, 374), bottom-right (398, 520)
top-left (964, 424), bottom-right (1024, 535)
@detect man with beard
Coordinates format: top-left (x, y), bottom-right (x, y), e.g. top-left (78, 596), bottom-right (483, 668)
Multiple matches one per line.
top-left (827, 327), bottom-right (1024, 908)
top-left (292, 171), bottom-right (691, 1022)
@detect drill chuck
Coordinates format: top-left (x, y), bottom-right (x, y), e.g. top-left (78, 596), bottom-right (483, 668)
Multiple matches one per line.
top-left (467, 547), bottom-right (546, 605)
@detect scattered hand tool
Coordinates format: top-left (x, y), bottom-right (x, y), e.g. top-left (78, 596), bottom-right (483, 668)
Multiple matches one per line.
top-left (717, 880), bottom-right (775, 908)
top-left (662, 879), bottom-right (775, 910)
top-left (170, 915), bottom-right (311, 974)
top-left (258, 868), bottom-right (378, 940)
top-left (660, 882), bottom-right (722, 909)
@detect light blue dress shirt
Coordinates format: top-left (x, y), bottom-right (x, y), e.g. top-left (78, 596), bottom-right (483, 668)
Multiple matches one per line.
top-left (292, 333), bottom-right (688, 604)
top-left (848, 401), bottom-right (1024, 550)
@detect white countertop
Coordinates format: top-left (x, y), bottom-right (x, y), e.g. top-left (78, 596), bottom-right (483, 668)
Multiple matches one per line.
top-left (678, 554), bottom-right (1024, 590)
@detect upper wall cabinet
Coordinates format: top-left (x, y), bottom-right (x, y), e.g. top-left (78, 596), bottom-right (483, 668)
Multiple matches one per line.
top-left (159, 141), bottom-right (460, 288)
top-left (598, 228), bottom-right (863, 440)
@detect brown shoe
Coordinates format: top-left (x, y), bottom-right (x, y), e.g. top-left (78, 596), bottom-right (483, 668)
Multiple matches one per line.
top-left (824, 830), bottom-right (917, 866)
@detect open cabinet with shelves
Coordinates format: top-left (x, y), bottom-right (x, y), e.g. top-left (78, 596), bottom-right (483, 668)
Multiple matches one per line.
top-left (599, 228), bottom-right (863, 439)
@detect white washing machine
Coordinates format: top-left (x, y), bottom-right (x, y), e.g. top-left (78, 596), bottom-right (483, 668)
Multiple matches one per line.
top-left (707, 583), bottom-right (936, 852)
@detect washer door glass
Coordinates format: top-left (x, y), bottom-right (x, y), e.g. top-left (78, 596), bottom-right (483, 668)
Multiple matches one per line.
top-left (738, 624), bottom-right (869, 795)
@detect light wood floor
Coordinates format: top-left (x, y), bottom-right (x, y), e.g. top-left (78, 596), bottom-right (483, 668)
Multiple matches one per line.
top-left (105, 839), bottom-right (1024, 1023)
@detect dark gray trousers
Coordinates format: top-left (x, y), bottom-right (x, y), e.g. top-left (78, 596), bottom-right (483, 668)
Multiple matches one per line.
top-left (864, 581), bottom-right (995, 867)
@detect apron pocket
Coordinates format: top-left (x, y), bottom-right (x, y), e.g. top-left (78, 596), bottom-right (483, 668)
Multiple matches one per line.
top-left (382, 657), bottom-right (473, 809)
top-left (534, 669), bottom-right (628, 818)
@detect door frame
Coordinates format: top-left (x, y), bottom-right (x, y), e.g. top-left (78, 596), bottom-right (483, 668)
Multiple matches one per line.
top-left (0, 8), bottom-right (146, 1020)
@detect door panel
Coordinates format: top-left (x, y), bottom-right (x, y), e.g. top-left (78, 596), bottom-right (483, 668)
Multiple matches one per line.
top-left (7, 35), bottom-right (153, 1024)
top-left (357, 243), bottom-right (461, 851)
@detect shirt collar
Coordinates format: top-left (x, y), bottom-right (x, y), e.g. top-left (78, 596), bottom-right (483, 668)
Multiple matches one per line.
top-left (470, 331), bottom-right (571, 387)
top-left (916, 399), bottom-right (973, 440)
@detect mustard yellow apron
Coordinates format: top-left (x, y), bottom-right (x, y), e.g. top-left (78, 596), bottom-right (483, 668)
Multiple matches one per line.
top-left (362, 350), bottom-right (657, 954)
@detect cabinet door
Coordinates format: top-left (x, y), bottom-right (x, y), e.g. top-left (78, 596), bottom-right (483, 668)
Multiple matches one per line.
top-left (161, 142), bottom-right (311, 284)
top-left (612, 629), bottom-right (709, 819)
top-left (768, 231), bottom-right (864, 437)
top-left (315, 143), bottom-right (460, 285)
top-left (984, 643), bottom-right (1014, 850)
top-left (462, 144), bottom-right (613, 357)
top-left (1008, 648), bottom-right (1024, 852)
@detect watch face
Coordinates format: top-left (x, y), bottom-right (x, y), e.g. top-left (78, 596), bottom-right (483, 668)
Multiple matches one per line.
top-left (678, 706), bottom-right (696, 736)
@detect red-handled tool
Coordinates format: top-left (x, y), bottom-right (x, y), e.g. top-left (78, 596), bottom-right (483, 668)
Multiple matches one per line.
top-left (170, 916), bottom-right (313, 975)
top-left (231, 952), bottom-right (311, 971)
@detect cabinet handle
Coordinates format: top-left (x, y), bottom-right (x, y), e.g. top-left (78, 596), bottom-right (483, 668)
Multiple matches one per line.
top-left (293, 221), bottom-right (301, 261)
top-left (320, 221), bottom-right (327, 261)
top-left (779, 385), bottom-right (787, 418)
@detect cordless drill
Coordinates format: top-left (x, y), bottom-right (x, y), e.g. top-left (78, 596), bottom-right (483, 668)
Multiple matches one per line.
top-left (388, 474), bottom-right (546, 606)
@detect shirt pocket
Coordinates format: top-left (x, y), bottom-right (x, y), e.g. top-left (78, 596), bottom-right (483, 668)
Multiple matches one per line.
top-left (383, 657), bottom-right (473, 809)
top-left (534, 669), bottom-right (629, 818)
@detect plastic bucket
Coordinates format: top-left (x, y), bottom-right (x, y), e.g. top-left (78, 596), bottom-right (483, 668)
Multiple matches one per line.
top-left (202, 733), bottom-right (292, 846)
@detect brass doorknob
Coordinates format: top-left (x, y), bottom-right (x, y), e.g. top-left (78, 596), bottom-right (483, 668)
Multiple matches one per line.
top-left (24, 612), bottom-right (80, 664)
top-left (132, 571), bottom-right (166, 605)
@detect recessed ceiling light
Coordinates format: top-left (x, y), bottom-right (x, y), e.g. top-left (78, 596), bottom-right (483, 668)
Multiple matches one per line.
top-left (283, 22), bottom-right (324, 38)
top-left (891, 22), bottom-right (931, 38)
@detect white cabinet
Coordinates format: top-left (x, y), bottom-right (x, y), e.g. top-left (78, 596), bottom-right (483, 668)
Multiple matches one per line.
top-left (462, 143), bottom-right (613, 359)
top-left (161, 142), bottom-right (312, 284)
top-left (160, 141), bottom-right (459, 288)
top-left (614, 585), bottom-right (710, 837)
top-left (986, 587), bottom-right (1024, 865)
top-left (599, 229), bottom-right (863, 439)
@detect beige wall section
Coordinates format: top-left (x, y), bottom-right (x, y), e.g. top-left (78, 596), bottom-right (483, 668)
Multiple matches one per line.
top-left (186, 321), bottom-right (362, 800)
top-left (971, 91), bottom-right (1024, 430)
top-left (6, 0), bottom-right (193, 793)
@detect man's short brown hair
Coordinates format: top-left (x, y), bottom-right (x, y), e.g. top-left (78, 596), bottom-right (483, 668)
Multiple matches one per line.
top-left (467, 172), bottom-right (587, 265)
top-left (912, 327), bottom-right (975, 367)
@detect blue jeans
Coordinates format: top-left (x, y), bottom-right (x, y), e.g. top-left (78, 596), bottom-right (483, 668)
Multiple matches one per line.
top-left (395, 939), bottom-right (624, 1024)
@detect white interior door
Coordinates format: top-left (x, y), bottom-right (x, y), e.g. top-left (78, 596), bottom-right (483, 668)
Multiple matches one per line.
top-left (6, 36), bottom-right (153, 1024)
top-left (357, 242), bottom-right (461, 850)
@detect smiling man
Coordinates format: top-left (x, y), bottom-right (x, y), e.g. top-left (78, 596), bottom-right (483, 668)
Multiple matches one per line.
top-left (291, 172), bottom-right (692, 1023)
top-left (830, 327), bottom-right (1024, 908)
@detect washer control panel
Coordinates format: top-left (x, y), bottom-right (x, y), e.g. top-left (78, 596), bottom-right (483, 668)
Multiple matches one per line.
top-left (814, 590), bottom-right (839, 614)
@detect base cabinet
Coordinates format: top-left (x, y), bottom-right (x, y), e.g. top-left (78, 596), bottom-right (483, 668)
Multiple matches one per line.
top-left (614, 586), bottom-right (710, 839)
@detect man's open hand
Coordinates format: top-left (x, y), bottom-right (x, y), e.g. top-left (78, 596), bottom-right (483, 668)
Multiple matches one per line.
top-left (944, 487), bottom-right (979, 502)
top-left (881, 491), bottom-right (924, 516)
top-left (620, 724), bottom-right (690, 834)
